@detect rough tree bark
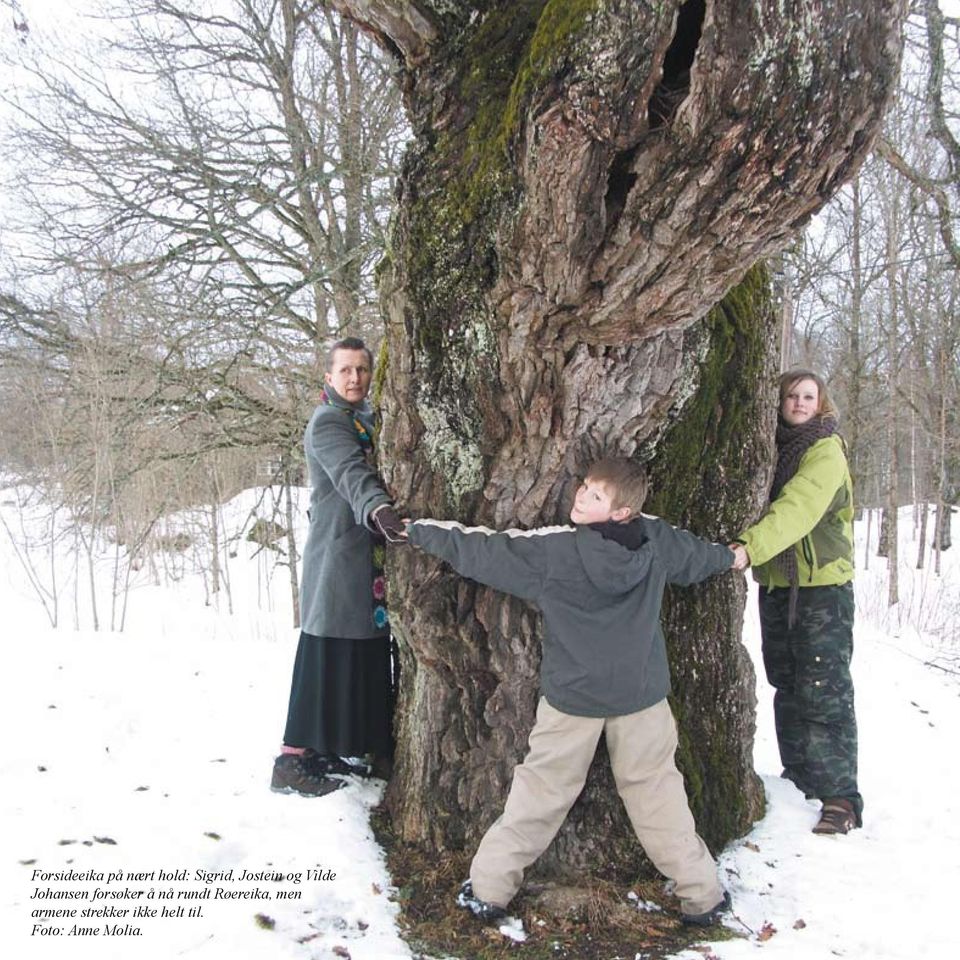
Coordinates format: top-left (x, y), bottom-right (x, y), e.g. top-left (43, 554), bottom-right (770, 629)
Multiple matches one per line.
top-left (331, 0), bottom-right (907, 878)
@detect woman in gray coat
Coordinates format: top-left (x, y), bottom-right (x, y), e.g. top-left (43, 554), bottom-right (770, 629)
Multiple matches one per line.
top-left (271, 337), bottom-right (404, 797)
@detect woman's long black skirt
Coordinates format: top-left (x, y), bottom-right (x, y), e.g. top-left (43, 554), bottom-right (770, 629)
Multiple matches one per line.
top-left (282, 632), bottom-right (395, 759)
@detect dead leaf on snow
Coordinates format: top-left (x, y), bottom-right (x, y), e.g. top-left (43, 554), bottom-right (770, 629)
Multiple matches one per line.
top-left (332, 946), bottom-right (351, 958)
top-left (744, 841), bottom-right (761, 852)
top-left (793, 918), bottom-right (807, 929)
top-left (758, 922), bottom-right (777, 941)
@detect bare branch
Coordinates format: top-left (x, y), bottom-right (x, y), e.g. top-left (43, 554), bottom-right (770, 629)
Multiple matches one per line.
top-left (874, 137), bottom-right (960, 269)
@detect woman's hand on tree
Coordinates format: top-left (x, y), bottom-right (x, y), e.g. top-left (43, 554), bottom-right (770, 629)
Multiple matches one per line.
top-left (372, 505), bottom-right (407, 542)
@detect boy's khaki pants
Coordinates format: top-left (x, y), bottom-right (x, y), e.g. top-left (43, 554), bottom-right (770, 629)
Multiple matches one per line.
top-left (470, 697), bottom-right (722, 915)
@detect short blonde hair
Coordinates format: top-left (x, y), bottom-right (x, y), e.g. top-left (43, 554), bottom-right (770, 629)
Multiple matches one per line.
top-left (326, 336), bottom-right (373, 372)
top-left (584, 458), bottom-right (648, 516)
top-left (779, 369), bottom-right (839, 422)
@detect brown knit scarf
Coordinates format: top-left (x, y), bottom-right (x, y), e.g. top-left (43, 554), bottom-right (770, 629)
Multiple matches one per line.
top-left (771, 415), bottom-right (838, 626)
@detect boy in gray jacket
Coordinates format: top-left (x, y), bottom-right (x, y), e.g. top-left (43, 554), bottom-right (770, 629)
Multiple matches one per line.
top-left (404, 458), bottom-right (735, 927)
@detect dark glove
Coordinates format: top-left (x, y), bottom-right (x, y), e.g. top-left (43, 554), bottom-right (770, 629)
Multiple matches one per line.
top-left (371, 505), bottom-right (407, 543)
top-left (590, 519), bottom-right (647, 550)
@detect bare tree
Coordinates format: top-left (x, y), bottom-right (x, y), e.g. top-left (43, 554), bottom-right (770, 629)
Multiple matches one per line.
top-left (878, 1), bottom-right (959, 266)
top-left (1, 0), bottom-right (406, 501)
top-left (880, 168), bottom-right (903, 604)
top-left (0, 483), bottom-right (61, 628)
top-left (3, 0), bottom-right (405, 344)
top-left (2, 1), bottom-right (408, 627)
top-left (783, 172), bottom-right (890, 503)
top-left (785, 2), bottom-right (960, 556)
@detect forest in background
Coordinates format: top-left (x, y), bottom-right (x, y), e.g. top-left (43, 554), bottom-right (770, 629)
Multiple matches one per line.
top-left (0, 0), bottom-right (957, 628)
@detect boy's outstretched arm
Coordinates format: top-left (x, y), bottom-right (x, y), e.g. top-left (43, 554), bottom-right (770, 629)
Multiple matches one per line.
top-left (406, 519), bottom-right (550, 601)
top-left (640, 517), bottom-right (735, 585)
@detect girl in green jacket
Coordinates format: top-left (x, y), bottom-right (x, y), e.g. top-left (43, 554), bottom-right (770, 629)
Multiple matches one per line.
top-left (732, 370), bottom-right (861, 835)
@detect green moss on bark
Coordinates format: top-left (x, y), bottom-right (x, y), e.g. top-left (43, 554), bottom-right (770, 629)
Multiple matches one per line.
top-left (399, 1), bottom-right (602, 511)
top-left (372, 335), bottom-right (389, 411)
top-left (406, 0), bottom-right (601, 348)
top-left (645, 262), bottom-right (773, 531)
top-left (646, 264), bottom-right (775, 849)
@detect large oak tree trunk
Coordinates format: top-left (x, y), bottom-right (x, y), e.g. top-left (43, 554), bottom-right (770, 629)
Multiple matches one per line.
top-left (333, 0), bottom-right (907, 876)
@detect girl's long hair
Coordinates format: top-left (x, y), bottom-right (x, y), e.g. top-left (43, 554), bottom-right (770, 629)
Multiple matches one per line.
top-left (778, 369), bottom-right (839, 421)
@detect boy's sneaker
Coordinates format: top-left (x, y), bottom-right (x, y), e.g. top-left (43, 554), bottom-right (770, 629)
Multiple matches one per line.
top-left (456, 880), bottom-right (507, 924)
top-left (270, 753), bottom-right (345, 797)
top-left (681, 890), bottom-right (731, 927)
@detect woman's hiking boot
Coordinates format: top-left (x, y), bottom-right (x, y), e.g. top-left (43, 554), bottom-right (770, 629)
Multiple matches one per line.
top-left (813, 797), bottom-right (858, 835)
top-left (270, 752), bottom-right (345, 797)
top-left (319, 754), bottom-right (372, 777)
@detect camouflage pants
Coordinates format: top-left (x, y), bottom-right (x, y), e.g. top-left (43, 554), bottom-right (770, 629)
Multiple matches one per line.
top-left (758, 583), bottom-right (862, 821)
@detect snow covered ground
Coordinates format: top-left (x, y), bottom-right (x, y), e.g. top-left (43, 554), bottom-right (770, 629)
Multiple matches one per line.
top-left (2, 485), bottom-right (958, 960)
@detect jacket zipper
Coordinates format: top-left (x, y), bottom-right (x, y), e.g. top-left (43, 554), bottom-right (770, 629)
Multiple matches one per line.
top-left (801, 536), bottom-right (815, 582)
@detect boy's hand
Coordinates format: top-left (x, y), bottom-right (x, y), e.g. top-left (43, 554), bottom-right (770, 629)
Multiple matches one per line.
top-left (372, 505), bottom-right (407, 543)
top-left (729, 544), bottom-right (750, 571)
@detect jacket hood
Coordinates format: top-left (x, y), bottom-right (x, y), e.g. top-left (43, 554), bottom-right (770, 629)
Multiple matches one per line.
top-left (574, 526), bottom-right (653, 595)
top-left (589, 517), bottom-right (651, 550)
